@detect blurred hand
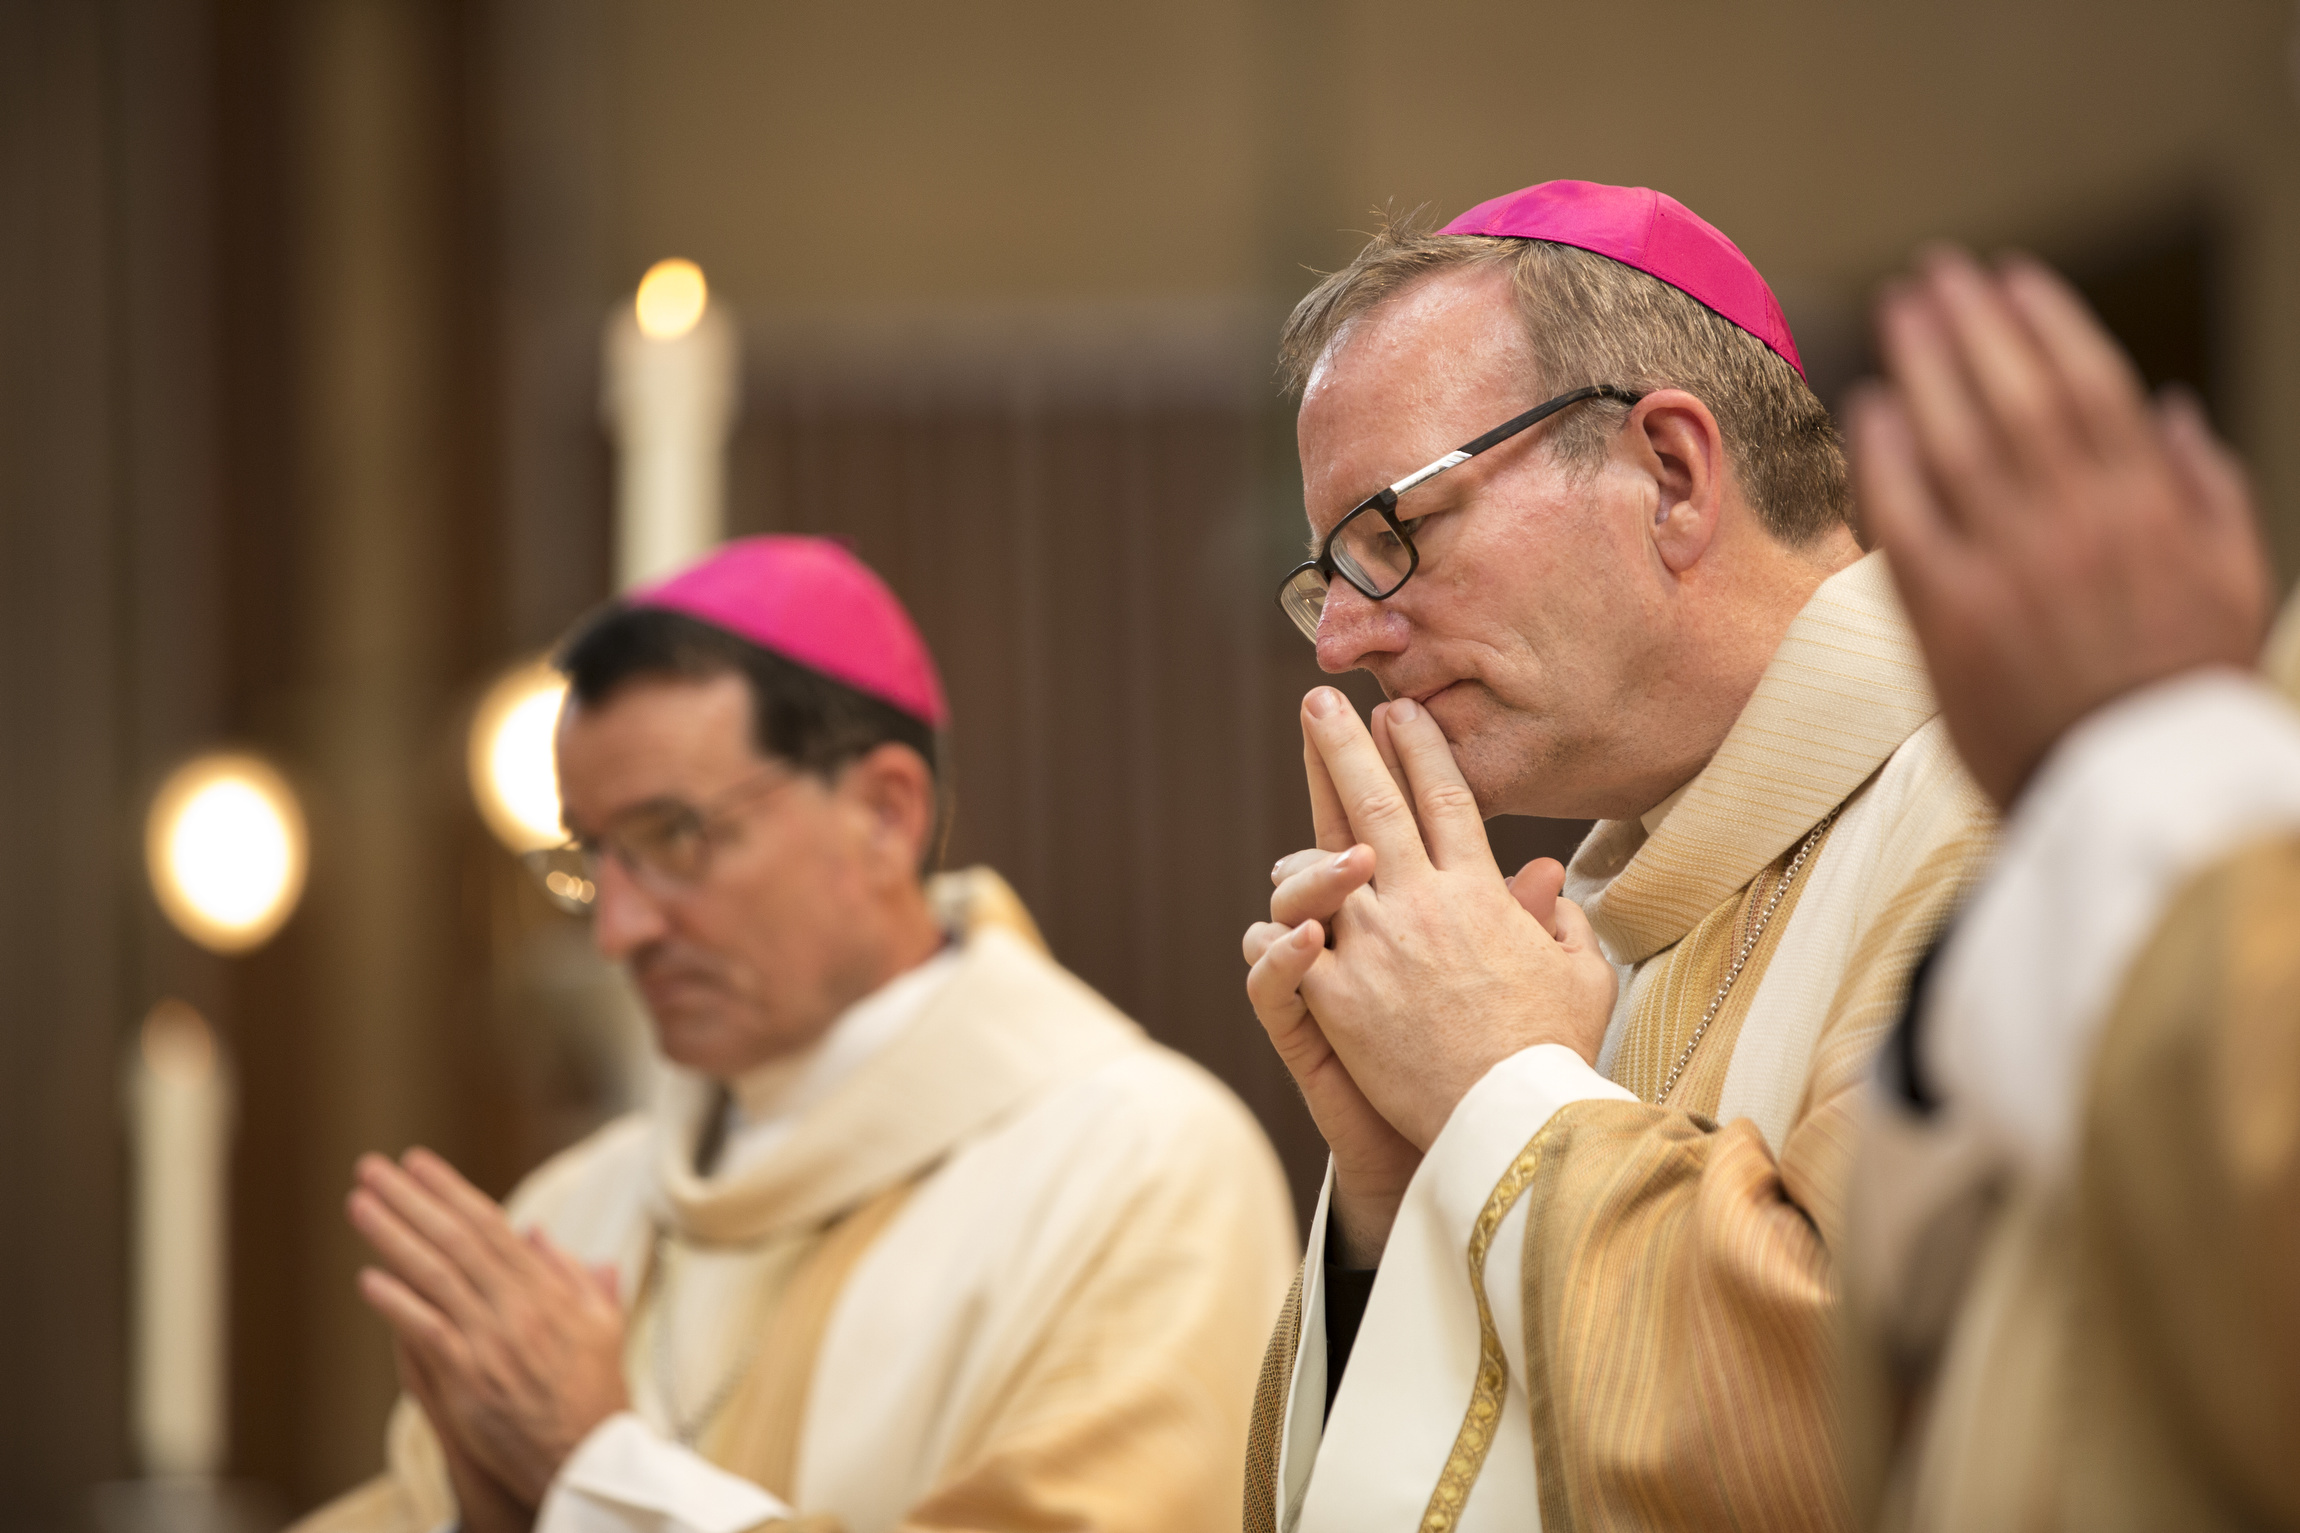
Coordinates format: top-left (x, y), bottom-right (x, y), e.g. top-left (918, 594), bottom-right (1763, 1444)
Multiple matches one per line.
top-left (348, 1148), bottom-right (630, 1508)
top-left (394, 1341), bottom-right (534, 1533)
top-left (1243, 690), bottom-right (1615, 1264)
top-left (1852, 246), bottom-right (2271, 808)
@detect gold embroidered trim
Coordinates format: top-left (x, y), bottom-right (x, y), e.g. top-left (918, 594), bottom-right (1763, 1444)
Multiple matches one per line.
top-left (1418, 1130), bottom-right (1549, 1533)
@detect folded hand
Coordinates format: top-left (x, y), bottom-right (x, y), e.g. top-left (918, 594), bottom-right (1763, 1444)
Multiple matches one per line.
top-left (1853, 247), bottom-right (2271, 807)
top-left (347, 1148), bottom-right (630, 1509)
top-left (1243, 689), bottom-right (1616, 1261)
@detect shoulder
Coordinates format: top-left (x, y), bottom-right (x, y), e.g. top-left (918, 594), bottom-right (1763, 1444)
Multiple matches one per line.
top-left (946, 944), bottom-right (1290, 1212)
top-left (1830, 714), bottom-right (1998, 924)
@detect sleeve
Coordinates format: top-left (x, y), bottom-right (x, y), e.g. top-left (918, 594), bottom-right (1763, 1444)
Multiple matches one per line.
top-left (1921, 669), bottom-right (2300, 1183)
top-left (537, 1414), bottom-right (803, 1533)
top-left (2069, 830), bottom-right (2300, 1524)
top-left (1505, 828), bottom-right (1983, 1532)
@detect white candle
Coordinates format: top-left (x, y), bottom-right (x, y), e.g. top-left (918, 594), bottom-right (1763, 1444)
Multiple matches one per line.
top-left (129, 999), bottom-right (233, 1477)
top-left (602, 259), bottom-right (740, 590)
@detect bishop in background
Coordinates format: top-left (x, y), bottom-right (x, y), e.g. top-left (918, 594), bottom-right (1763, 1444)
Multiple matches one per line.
top-left (295, 536), bottom-right (1298, 1533)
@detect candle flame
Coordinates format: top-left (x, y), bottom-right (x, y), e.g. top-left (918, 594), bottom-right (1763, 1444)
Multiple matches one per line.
top-left (142, 999), bottom-right (216, 1084)
top-left (635, 258), bottom-right (708, 341)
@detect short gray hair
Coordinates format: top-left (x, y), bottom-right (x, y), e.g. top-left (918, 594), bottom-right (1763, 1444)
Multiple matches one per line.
top-left (1279, 215), bottom-right (1850, 545)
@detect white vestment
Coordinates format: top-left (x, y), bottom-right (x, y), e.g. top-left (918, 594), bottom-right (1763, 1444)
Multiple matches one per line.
top-left (1254, 553), bottom-right (1995, 1533)
top-left (1846, 668), bottom-right (2300, 1530)
top-left (298, 896), bottom-right (1299, 1533)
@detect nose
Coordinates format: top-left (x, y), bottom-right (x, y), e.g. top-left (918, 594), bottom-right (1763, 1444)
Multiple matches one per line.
top-left (1313, 579), bottom-right (1409, 674)
top-left (588, 854), bottom-right (670, 962)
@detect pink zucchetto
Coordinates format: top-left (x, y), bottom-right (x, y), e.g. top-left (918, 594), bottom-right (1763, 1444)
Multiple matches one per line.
top-left (628, 535), bottom-right (950, 728)
top-left (1440, 180), bottom-right (1804, 379)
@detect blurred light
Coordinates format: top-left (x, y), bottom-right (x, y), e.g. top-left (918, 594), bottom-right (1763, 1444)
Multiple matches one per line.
top-left (141, 998), bottom-right (217, 1084)
top-left (470, 659), bottom-right (569, 853)
top-left (146, 754), bottom-right (307, 954)
top-left (635, 258), bottom-right (708, 340)
top-left (544, 869), bottom-right (596, 906)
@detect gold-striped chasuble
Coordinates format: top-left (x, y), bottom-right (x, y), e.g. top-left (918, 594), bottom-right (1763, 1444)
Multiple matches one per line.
top-left (1611, 825), bottom-right (1834, 1115)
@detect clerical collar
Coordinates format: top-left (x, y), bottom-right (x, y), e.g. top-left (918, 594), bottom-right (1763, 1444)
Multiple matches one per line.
top-left (1639, 779), bottom-right (1695, 838)
top-left (714, 943), bottom-right (964, 1179)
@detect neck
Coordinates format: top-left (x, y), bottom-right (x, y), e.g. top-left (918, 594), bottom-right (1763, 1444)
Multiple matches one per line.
top-left (1620, 525), bottom-right (1863, 821)
top-left (707, 883), bottom-right (949, 1087)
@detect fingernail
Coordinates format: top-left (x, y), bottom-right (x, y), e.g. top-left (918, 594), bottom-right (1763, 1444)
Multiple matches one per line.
top-left (1294, 921), bottom-right (1320, 945)
top-left (1306, 688), bottom-right (1340, 719)
top-left (1391, 697), bottom-right (1419, 725)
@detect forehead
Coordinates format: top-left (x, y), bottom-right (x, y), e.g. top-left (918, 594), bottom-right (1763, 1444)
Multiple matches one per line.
top-left (554, 671), bottom-right (757, 818)
top-left (1298, 265), bottom-right (1538, 522)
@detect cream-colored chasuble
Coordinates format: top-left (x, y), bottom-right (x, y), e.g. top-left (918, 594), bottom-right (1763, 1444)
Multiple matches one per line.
top-left (1246, 553), bottom-right (1994, 1533)
top-left (297, 869), bottom-right (1298, 1533)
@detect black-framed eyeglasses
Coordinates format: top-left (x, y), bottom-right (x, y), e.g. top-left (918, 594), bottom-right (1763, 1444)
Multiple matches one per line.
top-left (1275, 384), bottom-right (1644, 643)
top-left (523, 766), bottom-right (798, 915)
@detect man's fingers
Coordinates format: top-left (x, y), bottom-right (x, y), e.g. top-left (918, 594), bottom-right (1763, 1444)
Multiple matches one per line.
top-left (1244, 921), bottom-right (1327, 1054)
top-left (1242, 920), bottom-right (1283, 966)
top-left (1922, 245), bottom-right (2080, 482)
top-left (1380, 698), bottom-right (1496, 872)
top-left (1509, 857), bottom-right (1566, 936)
top-left (357, 1155), bottom-right (517, 1300)
top-left (347, 1180), bottom-right (494, 1328)
top-left (1302, 687), bottom-right (1431, 873)
top-left (2157, 390), bottom-right (2272, 639)
top-left (2158, 389), bottom-right (2258, 535)
top-left (1271, 844), bottom-right (1374, 928)
top-left (1367, 706), bottom-right (1419, 815)
top-left (1877, 278), bottom-right (2004, 530)
top-left (1997, 254), bottom-right (2152, 460)
top-left (1303, 728), bottom-right (1353, 855)
top-left (403, 1149), bottom-right (536, 1277)
top-left (1271, 848), bottom-right (1332, 886)
top-left (358, 1265), bottom-right (469, 1368)
top-left (1549, 895), bottom-right (1604, 960)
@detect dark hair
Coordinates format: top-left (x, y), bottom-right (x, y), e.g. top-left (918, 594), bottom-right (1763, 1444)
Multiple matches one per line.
top-left (556, 605), bottom-right (945, 855)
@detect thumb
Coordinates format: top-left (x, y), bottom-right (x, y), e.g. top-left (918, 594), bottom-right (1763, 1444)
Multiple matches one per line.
top-left (1508, 857), bottom-right (1567, 937)
top-left (1549, 894), bottom-right (1606, 961)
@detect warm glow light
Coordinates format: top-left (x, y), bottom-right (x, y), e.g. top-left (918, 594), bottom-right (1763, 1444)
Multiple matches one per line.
top-left (141, 998), bottom-right (217, 1084)
top-left (146, 754), bottom-right (307, 955)
top-left (469, 659), bottom-right (570, 853)
top-left (635, 258), bottom-right (708, 340)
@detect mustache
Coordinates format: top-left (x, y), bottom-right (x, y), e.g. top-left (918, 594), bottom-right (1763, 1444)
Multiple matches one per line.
top-left (629, 941), bottom-right (731, 991)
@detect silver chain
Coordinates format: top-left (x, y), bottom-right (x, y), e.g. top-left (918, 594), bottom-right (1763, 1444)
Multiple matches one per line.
top-left (648, 1230), bottom-right (767, 1447)
top-left (1652, 811), bottom-right (1837, 1106)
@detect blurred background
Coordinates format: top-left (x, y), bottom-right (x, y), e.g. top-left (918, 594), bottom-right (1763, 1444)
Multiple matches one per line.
top-left (4, 0), bottom-right (2297, 1524)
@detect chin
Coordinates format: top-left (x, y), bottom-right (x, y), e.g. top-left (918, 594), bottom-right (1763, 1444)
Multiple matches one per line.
top-left (649, 1011), bottom-right (740, 1076)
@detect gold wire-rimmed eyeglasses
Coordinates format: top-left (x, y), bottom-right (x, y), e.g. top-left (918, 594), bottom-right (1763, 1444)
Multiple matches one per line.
top-left (523, 767), bottom-right (799, 915)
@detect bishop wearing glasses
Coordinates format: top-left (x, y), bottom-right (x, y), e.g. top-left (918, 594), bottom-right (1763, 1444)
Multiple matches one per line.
top-left (294, 537), bottom-right (1297, 1533)
top-left (1240, 182), bottom-right (1994, 1531)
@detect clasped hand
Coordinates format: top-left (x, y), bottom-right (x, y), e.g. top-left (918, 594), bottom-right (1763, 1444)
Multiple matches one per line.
top-left (1242, 688), bottom-right (1615, 1264)
top-left (347, 1148), bottom-right (631, 1531)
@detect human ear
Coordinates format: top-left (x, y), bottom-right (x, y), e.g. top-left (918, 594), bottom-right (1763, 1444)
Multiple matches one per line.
top-left (1629, 390), bottom-right (1726, 574)
top-left (842, 743), bottom-right (935, 881)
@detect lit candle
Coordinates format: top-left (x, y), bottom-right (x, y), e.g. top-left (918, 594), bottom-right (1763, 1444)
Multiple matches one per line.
top-left (602, 258), bottom-right (740, 589)
top-left (128, 999), bottom-right (233, 1476)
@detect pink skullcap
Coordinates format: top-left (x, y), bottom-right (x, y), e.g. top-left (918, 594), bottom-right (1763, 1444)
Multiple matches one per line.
top-left (1440, 180), bottom-right (1803, 379)
top-left (629, 535), bottom-right (949, 728)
